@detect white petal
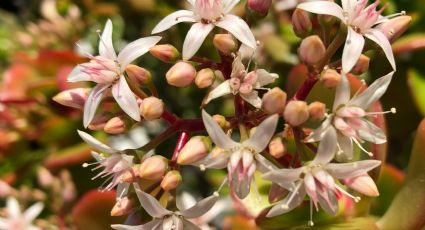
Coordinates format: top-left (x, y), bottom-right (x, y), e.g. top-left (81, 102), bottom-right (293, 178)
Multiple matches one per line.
top-left (183, 22), bottom-right (214, 60)
top-left (152, 10), bottom-right (196, 34)
top-left (83, 84), bottom-right (109, 128)
top-left (99, 19), bottom-right (117, 59)
top-left (202, 110), bottom-right (238, 149)
top-left (191, 153), bottom-right (230, 169)
top-left (255, 69), bottom-right (279, 87)
top-left (341, 0), bottom-right (357, 11)
top-left (23, 202), bottom-right (43, 222)
top-left (305, 118), bottom-right (332, 143)
top-left (183, 219), bottom-right (202, 230)
top-left (204, 80), bottom-right (232, 105)
top-left (262, 167), bottom-right (304, 183)
top-left (326, 160), bottom-right (381, 179)
top-left (342, 28), bottom-right (365, 73)
top-left (176, 192), bottom-right (196, 211)
top-left (112, 77), bottom-right (141, 122)
top-left (364, 30), bottom-right (396, 71)
top-left (118, 36), bottom-right (162, 70)
top-left (186, 0), bottom-right (195, 6)
top-left (112, 219), bottom-right (163, 230)
top-left (313, 127), bottom-right (337, 164)
top-left (179, 193), bottom-right (219, 218)
top-left (266, 183), bottom-right (306, 217)
top-left (240, 91), bottom-right (262, 108)
top-left (133, 183), bottom-right (172, 218)
top-left (216, 14), bottom-right (257, 49)
top-left (68, 65), bottom-right (91, 82)
top-left (275, 0), bottom-right (297, 11)
top-left (333, 74), bottom-right (351, 111)
top-left (297, 2), bottom-right (345, 21)
top-left (77, 130), bottom-right (117, 154)
top-left (349, 72), bottom-right (394, 109)
top-left (357, 119), bottom-right (386, 144)
top-left (254, 154), bottom-right (278, 172)
top-left (243, 114), bottom-right (279, 153)
top-left (222, 0), bottom-right (240, 13)
top-left (117, 183), bottom-right (130, 199)
top-left (317, 189), bottom-right (338, 216)
top-left (336, 134), bottom-right (353, 161)
top-left (7, 197), bottom-right (21, 218)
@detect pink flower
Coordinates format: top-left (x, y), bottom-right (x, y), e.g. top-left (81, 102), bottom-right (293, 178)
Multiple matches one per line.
top-left (297, 0), bottom-right (404, 72)
top-left (191, 110), bottom-right (278, 199)
top-left (306, 72), bottom-right (395, 161)
top-left (0, 197), bottom-right (43, 230)
top-left (263, 128), bottom-right (381, 225)
top-left (68, 19), bottom-right (161, 127)
top-left (204, 55), bottom-right (278, 108)
top-left (152, 0), bottom-right (257, 60)
top-left (111, 183), bottom-right (219, 230)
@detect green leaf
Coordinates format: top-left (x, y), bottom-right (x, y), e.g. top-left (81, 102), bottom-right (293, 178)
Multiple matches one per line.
top-left (407, 69), bottom-right (425, 116)
top-left (377, 119), bottom-right (425, 230)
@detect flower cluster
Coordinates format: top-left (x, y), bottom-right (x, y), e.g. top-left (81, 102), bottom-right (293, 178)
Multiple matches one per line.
top-left (52, 0), bottom-right (411, 228)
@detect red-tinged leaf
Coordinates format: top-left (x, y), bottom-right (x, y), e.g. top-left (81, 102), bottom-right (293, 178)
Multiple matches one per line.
top-left (377, 119), bottom-right (425, 230)
top-left (0, 63), bottom-right (37, 101)
top-left (223, 215), bottom-right (260, 230)
top-left (392, 33), bottom-right (425, 55)
top-left (72, 190), bottom-right (126, 230)
top-left (43, 143), bottom-right (92, 171)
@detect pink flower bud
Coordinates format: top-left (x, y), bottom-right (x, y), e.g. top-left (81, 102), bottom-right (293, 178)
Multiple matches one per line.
top-left (140, 97), bottom-right (164, 121)
top-left (37, 167), bottom-right (54, 188)
top-left (160, 170), bottom-right (182, 191)
top-left (262, 87), bottom-right (287, 114)
top-left (104, 116), bottom-right (127, 134)
top-left (321, 69), bottom-right (341, 89)
top-left (126, 64), bottom-right (152, 85)
top-left (377, 15), bottom-right (411, 43)
top-left (53, 88), bottom-right (90, 109)
top-left (166, 62), bottom-right (196, 87)
top-left (62, 182), bottom-right (76, 202)
top-left (0, 180), bottom-right (12, 198)
top-left (121, 166), bottom-right (140, 183)
top-left (299, 35), bottom-right (326, 65)
top-left (111, 197), bottom-right (136, 216)
top-left (139, 156), bottom-right (168, 180)
top-left (269, 136), bottom-right (286, 158)
top-left (343, 174), bottom-right (379, 197)
top-left (177, 136), bottom-right (212, 165)
top-left (213, 34), bottom-right (238, 55)
top-left (352, 54), bottom-right (370, 75)
top-left (292, 9), bottom-right (312, 38)
top-left (88, 114), bottom-right (110, 131)
top-left (195, 68), bottom-right (216, 88)
top-left (149, 44), bottom-right (180, 63)
top-left (308, 102), bottom-right (326, 121)
top-left (284, 101), bottom-right (309, 126)
top-left (247, 0), bottom-right (272, 17)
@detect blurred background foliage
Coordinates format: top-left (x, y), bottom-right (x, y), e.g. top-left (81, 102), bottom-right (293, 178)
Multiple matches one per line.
top-left (0, 0), bottom-right (425, 229)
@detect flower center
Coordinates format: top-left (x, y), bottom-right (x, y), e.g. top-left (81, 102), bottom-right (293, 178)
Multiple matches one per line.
top-left (81, 56), bottom-right (121, 84)
top-left (195, 0), bottom-right (223, 22)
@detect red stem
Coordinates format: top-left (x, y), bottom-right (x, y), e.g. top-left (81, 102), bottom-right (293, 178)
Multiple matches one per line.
top-left (171, 131), bottom-right (190, 162)
top-left (292, 72), bottom-right (319, 101)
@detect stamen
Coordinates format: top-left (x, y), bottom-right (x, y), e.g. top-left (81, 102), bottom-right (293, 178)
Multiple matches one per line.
top-left (351, 137), bottom-right (373, 157)
top-left (282, 182), bottom-right (303, 209)
top-left (200, 164), bottom-right (206, 171)
top-left (384, 10), bottom-right (406, 19)
top-left (217, 177), bottom-right (228, 192)
top-left (336, 185), bottom-right (361, 203)
top-left (308, 200), bottom-right (314, 227)
top-left (365, 107), bottom-right (397, 116)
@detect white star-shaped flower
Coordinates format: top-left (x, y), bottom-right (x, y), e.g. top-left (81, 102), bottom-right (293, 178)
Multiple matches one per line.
top-left (0, 197), bottom-right (43, 230)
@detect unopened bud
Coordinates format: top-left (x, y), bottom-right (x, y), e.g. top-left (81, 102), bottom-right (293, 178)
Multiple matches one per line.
top-left (284, 101), bottom-right (309, 126)
top-left (166, 62), bottom-right (197, 87)
top-left (104, 116), bottom-right (126, 134)
top-left (0, 180), bottom-right (12, 198)
top-left (53, 88), bottom-right (90, 109)
top-left (262, 87), bottom-right (287, 114)
top-left (269, 136), bottom-right (286, 158)
top-left (160, 170), bottom-right (182, 191)
top-left (343, 174), bottom-right (379, 197)
top-left (213, 34), bottom-right (238, 55)
top-left (88, 114), bottom-right (110, 131)
top-left (212, 115), bottom-right (230, 130)
top-left (308, 102), bottom-right (326, 121)
top-left (377, 15), bottom-right (411, 43)
top-left (247, 0), bottom-right (272, 17)
top-left (177, 136), bottom-right (212, 165)
top-left (292, 9), bottom-right (312, 38)
top-left (149, 44), bottom-right (180, 63)
top-left (140, 97), bottom-right (164, 121)
top-left (318, 14), bottom-right (336, 28)
top-left (139, 156), bottom-right (168, 180)
top-left (321, 69), bottom-right (341, 88)
top-left (62, 182), bottom-right (76, 202)
top-left (126, 65), bottom-right (152, 85)
top-left (111, 197), bottom-right (136, 216)
top-left (352, 55), bottom-right (370, 75)
top-left (299, 35), bottom-right (326, 65)
top-left (37, 167), bottom-right (54, 188)
top-left (121, 166), bottom-right (140, 183)
top-left (195, 68), bottom-right (215, 88)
